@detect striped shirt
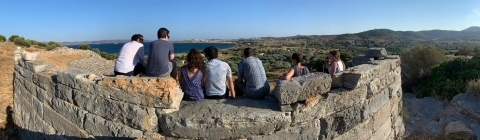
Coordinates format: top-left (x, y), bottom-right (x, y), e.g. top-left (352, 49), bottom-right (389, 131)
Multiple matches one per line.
top-left (237, 56), bottom-right (270, 96)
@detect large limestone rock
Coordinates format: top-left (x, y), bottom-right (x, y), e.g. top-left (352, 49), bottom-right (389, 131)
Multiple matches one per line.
top-left (21, 51), bottom-right (40, 61)
top-left (451, 93), bottom-right (480, 122)
top-left (160, 98), bottom-right (291, 139)
top-left (364, 48), bottom-right (387, 58)
top-left (445, 121), bottom-right (476, 140)
top-left (273, 72), bottom-right (331, 105)
top-left (402, 93), bottom-right (446, 136)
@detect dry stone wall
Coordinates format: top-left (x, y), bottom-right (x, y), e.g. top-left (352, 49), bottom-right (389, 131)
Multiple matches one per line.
top-left (13, 47), bottom-right (404, 140)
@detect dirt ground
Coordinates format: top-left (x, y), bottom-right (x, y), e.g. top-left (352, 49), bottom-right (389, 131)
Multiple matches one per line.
top-left (0, 42), bottom-right (17, 138)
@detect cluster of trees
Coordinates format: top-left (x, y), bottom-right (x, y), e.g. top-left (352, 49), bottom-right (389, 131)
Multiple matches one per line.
top-left (401, 45), bottom-right (480, 100)
top-left (0, 34), bottom-right (62, 51)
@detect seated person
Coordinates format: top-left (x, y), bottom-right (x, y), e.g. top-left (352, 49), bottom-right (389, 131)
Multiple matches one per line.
top-left (145, 28), bottom-right (176, 78)
top-left (178, 49), bottom-right (205, 101)
top-left (280, 53), bottom-right (310, 80)
top-left (323, 56), bottom-right (330, 73)
top-left (235, 48), bottom-right (270, 99)
top-left (328, 50), bottom-right (344, 77)
top-left (114, 34), bottom-right (145, 76)
top-left (203, 46), bottom-right (236, 99)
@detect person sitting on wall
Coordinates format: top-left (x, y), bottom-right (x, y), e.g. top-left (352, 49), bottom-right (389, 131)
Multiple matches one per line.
top-left (203, 46), bottom-right (236, 99)
top-left (178, 49), bottom-right (206, 101)
top-left (145, 28), bottom-right (177, 78)
top-left (279, 53), bottom-right (310, 80)
top-left (235, 48), bottom-right (270, 99)
top-left (114, 34), bottom-right (146, 76)
top-left (323, 56), bottom-right (331, 73)
top-left (328, 50), bottom-right (344, 77)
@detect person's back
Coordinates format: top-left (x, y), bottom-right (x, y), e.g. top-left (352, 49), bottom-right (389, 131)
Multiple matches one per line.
top-left (237, 56), bottom-right (270, 99)
top-left (114, 34), bottom-right (145, 76)
top-left (145, 28), bottom-right (175, 77)
top-left (179, 66), bottom-right (204, 101)
top-left (292, 65), bottom-right (310, 77)
top-left (203, 46), bottom-right (235, 99)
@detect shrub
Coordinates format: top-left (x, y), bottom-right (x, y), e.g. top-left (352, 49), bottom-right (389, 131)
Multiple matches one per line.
top-left (8, 35), bottom-right (19, 42)
top-left (13, 37), bottom-right (31, 47)
top-left (401, 46), bottom-right (445, 87)
top-left (92, 48), bottom-right (100, 54)
top-left (79, 44), bottom-right (91, 50)
top-left (46, 41), bottom-right (62, 50)
top-left (466, 78), bottom-right (480, 95)
top-left (457, 44), bottom-right (472, 57)
top-left (0, 34), bottom-right (5, 42)
top-left (415, 58), bottom-right (480, 100)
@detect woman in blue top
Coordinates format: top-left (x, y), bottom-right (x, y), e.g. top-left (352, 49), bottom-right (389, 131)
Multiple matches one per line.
top-left (280, 53), bottom-right (310, 80)
top-left (178, 49), bottom-right (205, 101)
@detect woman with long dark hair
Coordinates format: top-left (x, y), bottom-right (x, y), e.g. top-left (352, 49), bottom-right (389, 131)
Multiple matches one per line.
top-left (178, 49), bottom-right (206, 101)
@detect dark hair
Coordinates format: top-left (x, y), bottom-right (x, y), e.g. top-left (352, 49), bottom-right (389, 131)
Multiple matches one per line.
top-left (203, 46), bottom-right (218, 59)
top-left (157, 28), bottom-right (169, 39)
top-left (329, 50), bottom-right (341, 61)
top-left (291, 53), bottom-right (303, 63)
top-left (186, 49), bottom-right (205, 73)
top-left (243, 48), bottom-right (254, 57)
top-left (131, 34), bottom-right (143, 42)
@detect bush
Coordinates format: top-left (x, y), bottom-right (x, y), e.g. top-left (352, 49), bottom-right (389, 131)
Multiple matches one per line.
top-left (8, 35), bottom-right (19, 42)
top-left (79, 44), bottom-right (91, 50)
top-left (457, 44), bottom-right (472, 57)
top-left (46, 41), bottom-right (62, 50)
top-left (0, 34), bottom-right (5, 42)
top-left (466, 78), bottom-right (480, 95)
top-left (415, 58), bottom-right (480, 100)
top-left (13, 37), bottom-right (31, 47)
top-left (92, 48), bottom-right (100, 54)
top-left (401, 46), bottom-right (445, 87)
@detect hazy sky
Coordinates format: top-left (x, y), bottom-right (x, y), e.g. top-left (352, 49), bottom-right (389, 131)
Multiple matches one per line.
top-left (1, 0), bottom-right (480, 42)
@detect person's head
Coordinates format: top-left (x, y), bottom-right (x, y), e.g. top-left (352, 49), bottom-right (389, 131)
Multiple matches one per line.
top-left (291, 53), bottom-right (303, 65)
top-left (243, 48), bottom-right (254, 58)
top-left (329, 50), bottom-right (341, 62)
top-left (203, 46), bottom-right (218, 60)
top-left (186, 49), bottom-right (205, 72)
top-left (131, 34), bottom-right (144, 43)
top-left (325, 56), bottom-right (331, 64)
top-left (157, 28), bottom-right (170, 40)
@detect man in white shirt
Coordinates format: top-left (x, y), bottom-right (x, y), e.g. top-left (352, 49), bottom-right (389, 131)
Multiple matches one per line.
top-left (114, 34), bottom-right (146, 76)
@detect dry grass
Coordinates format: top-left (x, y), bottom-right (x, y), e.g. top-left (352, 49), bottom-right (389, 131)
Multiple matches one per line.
top-left (38, 52), bottom-right (87, 70)
top-left (0, 42), bottom-right (16, 138)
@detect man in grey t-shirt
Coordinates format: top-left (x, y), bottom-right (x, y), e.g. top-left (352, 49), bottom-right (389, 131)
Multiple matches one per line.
top-left (145, 28), bottom-right (175, 77)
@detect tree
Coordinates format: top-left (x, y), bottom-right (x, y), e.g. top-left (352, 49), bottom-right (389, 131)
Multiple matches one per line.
top-left (46, 41), bottom-right (62, 50)
top-left (0, 34), bottom-right (6, 42)
top-left (8, 35), bottom-right (20, 42)
top-left (401, 45), bottom-right (445, 88)
top-left (472, 48), bottom-right (480, 58)
top-left (457, 44), bottom-right (473, 57)
top-left (79, 44), bottom-right (91, 50)
top-left (13, 37), bottom-right (31, 47)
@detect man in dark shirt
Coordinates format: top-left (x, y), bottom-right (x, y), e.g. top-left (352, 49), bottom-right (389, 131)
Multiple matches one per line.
top-left (145, 28), bottom-right (176, 77)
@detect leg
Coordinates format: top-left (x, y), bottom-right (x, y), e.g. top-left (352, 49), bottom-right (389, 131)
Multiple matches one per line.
top-left (133, 63), bottom-right (144, 76)
top-left (170, 61), bottom-right (177, 79)
top-left (114, 71), bottom-right (133, 76)
top-left (234, 80), bottom-right (247, 97)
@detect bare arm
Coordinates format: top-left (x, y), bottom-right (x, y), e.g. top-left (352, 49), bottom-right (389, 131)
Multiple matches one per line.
top-left (280, 68), bottom-right (295, 80)
top-left (226, 76), bottom-right (236, 99)
top-left (177, 68), bottom-right (182, 83)
top-left (169, 54), bottom-right (175, 61)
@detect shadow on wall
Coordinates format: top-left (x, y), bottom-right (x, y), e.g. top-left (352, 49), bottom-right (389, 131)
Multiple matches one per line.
top-left (15, 129), bottom-right (139, 140)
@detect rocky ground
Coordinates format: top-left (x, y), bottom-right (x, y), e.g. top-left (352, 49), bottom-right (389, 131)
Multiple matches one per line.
top-left (403, 93), bottom-right (480, 140)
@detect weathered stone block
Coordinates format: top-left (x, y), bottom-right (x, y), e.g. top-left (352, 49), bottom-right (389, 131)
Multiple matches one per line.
top-left (160, 98), bottom-right (291, 139)
top-left (32, 96), bottom-right (44, 117)
top-left (33, 72), bottom-right (57, 91)
top-left (291, 86), bottom-right (368, 125)
top-left (364, 48), bottom-right (387, 58)
top-left (451, 93), bottom-right (480, 122)
top-left (385, 55), bottom-right (400, 59)
top-left (370, 117), bottom-right (393, 140)
top-left (24, 60), bottom-right (48, 73)
top-left (444, 121), bottom-right (475, 140)
top-left (50, 98), bottom-right (88, 129)
top-left (72, 89), bottom-right (149, 130)
top-left (19, 66), bottom-right (34, 81)
top-left (248, 120), bottom-right (320, 140)
top-left (278, 103), bottom-right (293, 112)
top-left (352, 55), bottom-right (374, 66)
top-left (21, 51), bottom-right (39, 61)
top-left (83, 113), bottom-right (143, 138)
top-left (57, 68), bottom-right (92, 91)
top-left (43, 104), bottom-right (90, 138)
top-left (273, 72), bottom-right (331, 105)
top-left (56, 84), bottom-right (74, 103)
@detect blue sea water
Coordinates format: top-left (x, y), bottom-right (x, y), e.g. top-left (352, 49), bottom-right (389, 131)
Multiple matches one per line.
top-left (67, 42), bottom-right (235, 55)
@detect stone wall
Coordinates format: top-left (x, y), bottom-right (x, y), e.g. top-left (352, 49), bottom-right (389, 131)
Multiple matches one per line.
top-left (13, 47), bottom-right (404, 139)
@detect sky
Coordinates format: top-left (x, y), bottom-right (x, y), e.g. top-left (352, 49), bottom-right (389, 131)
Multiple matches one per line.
top-left (1, 0), bottom-right (480, 42)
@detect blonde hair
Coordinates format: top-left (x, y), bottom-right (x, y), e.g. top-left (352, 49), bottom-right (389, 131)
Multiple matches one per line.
top-left (329, 50), bottom-right (341, 61)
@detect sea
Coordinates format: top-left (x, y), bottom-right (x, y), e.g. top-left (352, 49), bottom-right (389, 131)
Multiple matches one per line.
top-left (66, 42), bottom-right (235, 54)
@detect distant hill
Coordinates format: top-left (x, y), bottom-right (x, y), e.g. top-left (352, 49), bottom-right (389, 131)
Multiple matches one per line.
top-left (462, 26), bottom-right (480, 32)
